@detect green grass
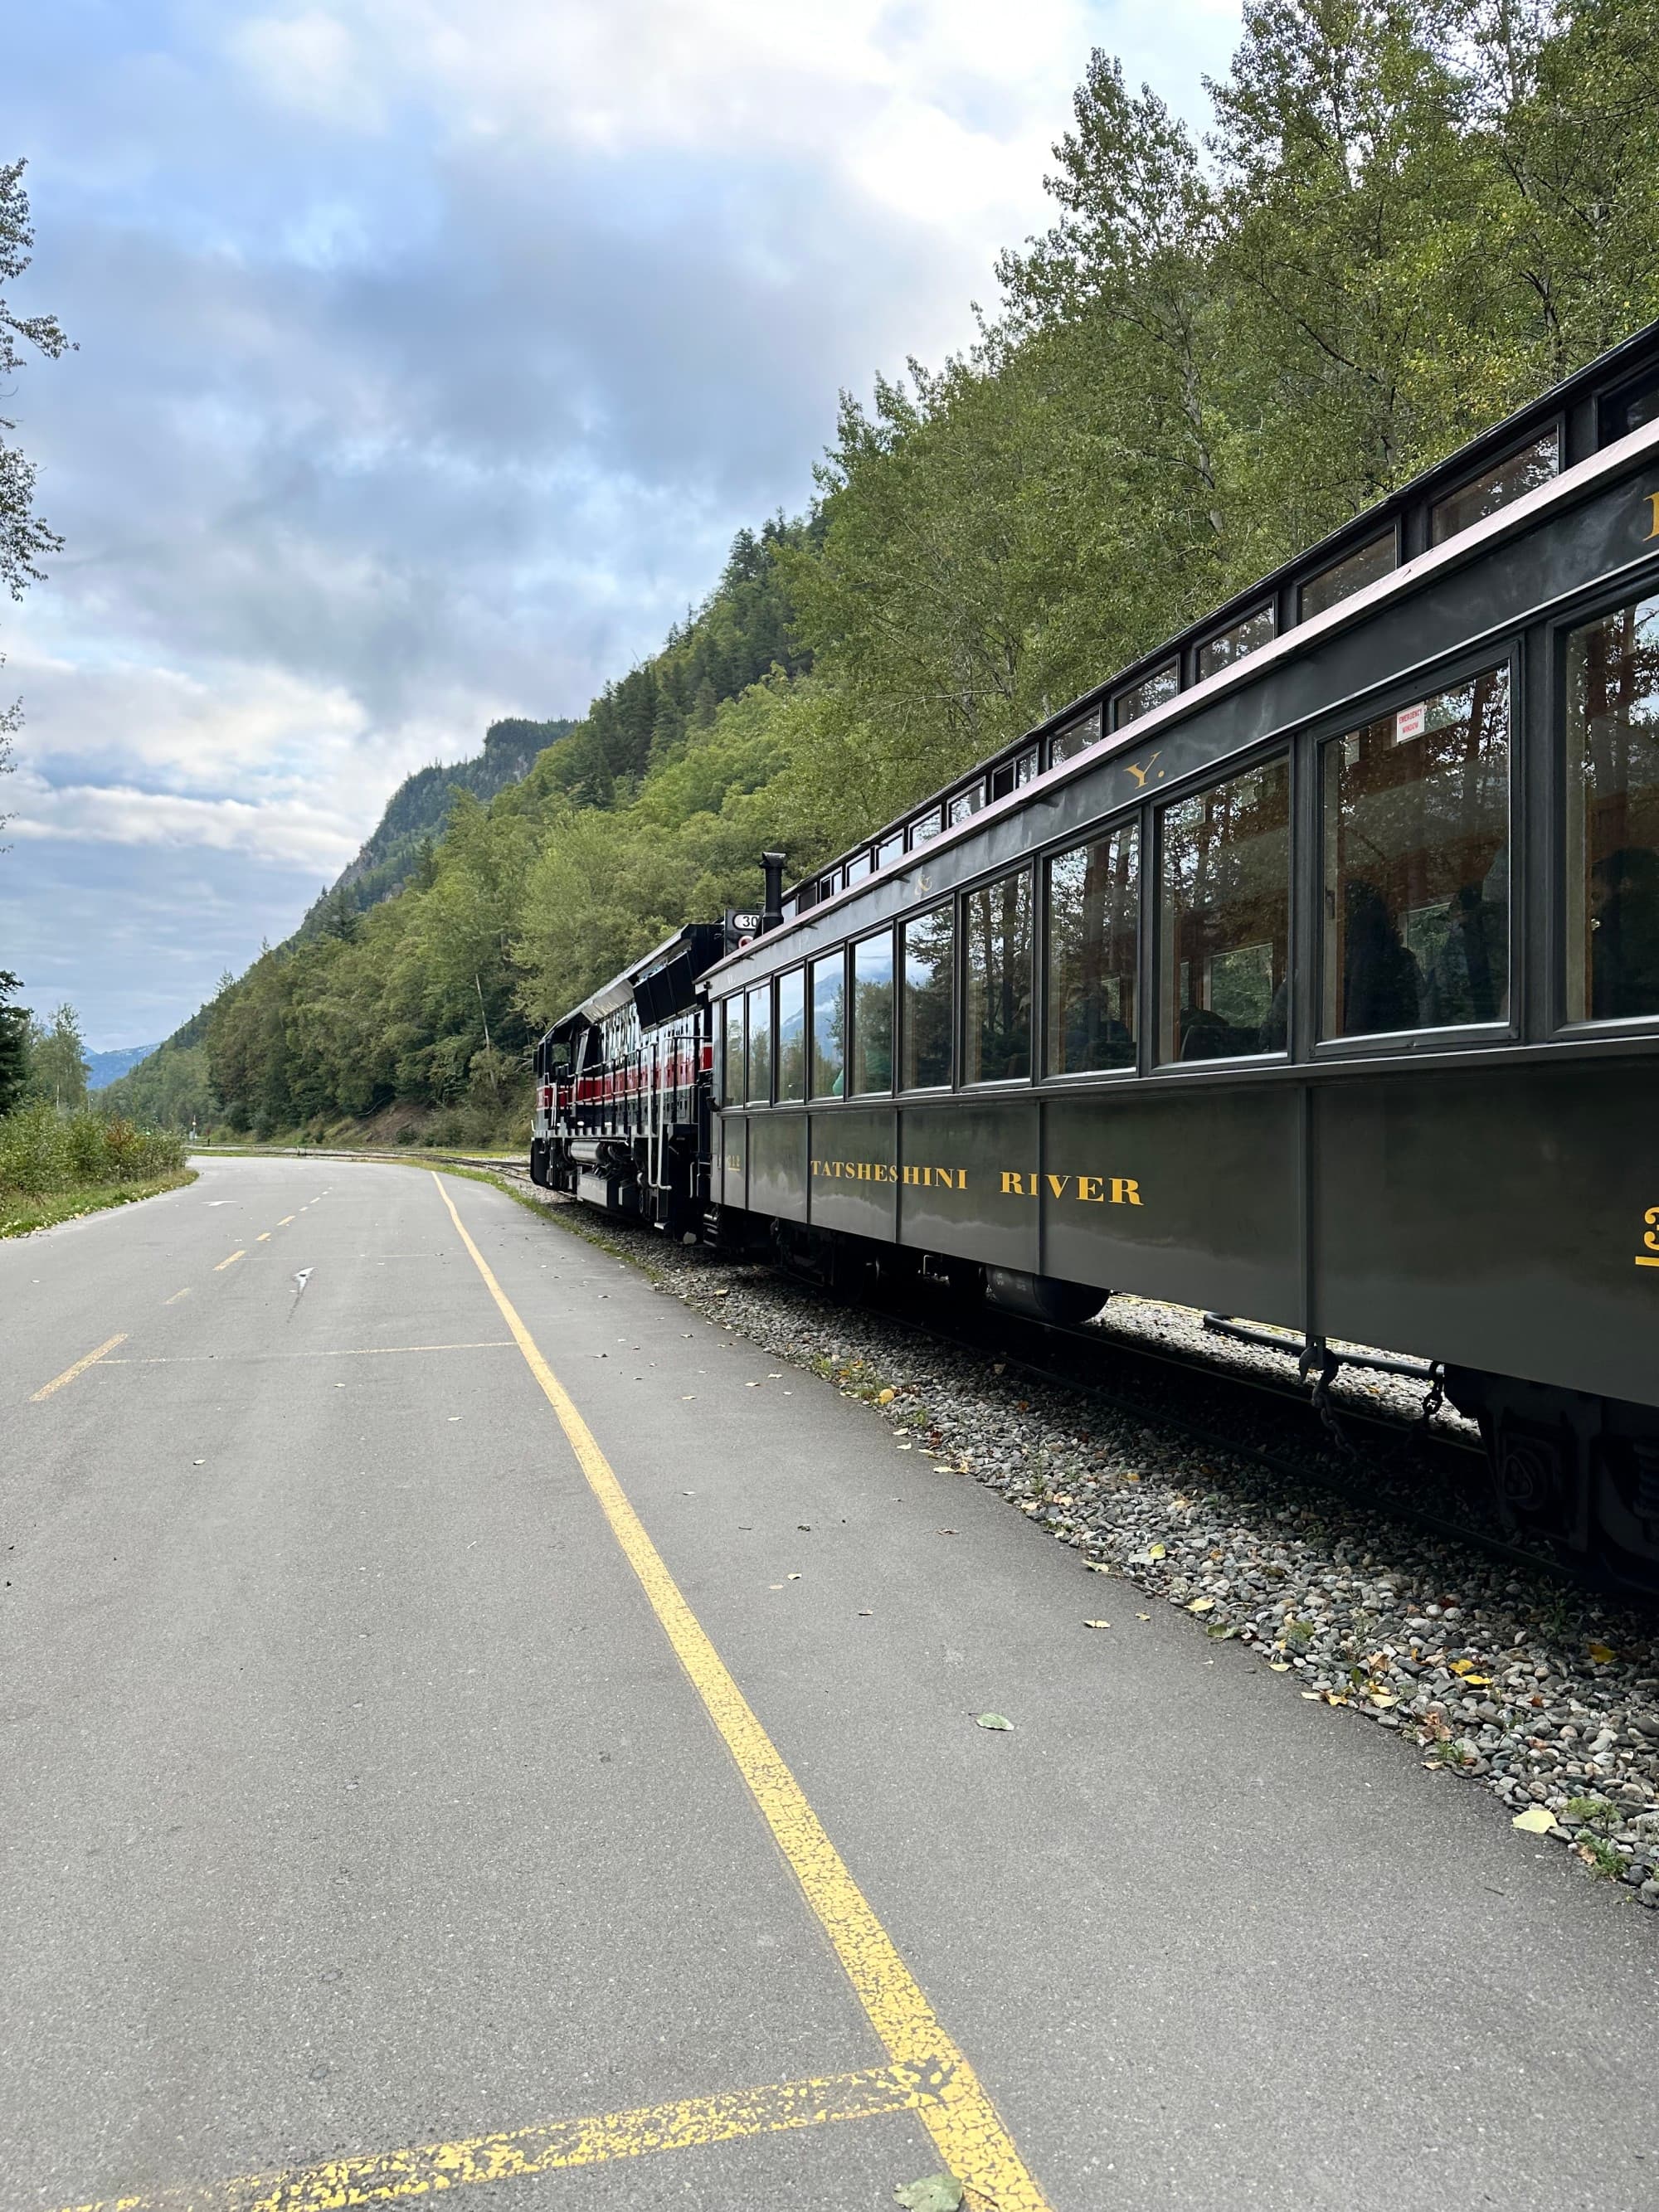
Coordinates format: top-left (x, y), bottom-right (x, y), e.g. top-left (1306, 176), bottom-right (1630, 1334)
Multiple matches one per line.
top-left (0, 1169), bottom-right (198, 1238)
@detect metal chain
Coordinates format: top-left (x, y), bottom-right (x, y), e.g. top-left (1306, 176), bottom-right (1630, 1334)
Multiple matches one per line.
top-left (1303, 1340), bottom-right (1359, 1461)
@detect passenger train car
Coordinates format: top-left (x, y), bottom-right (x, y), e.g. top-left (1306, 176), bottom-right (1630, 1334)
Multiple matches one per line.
top-left (533, 318), bottom-right (1659, 1588)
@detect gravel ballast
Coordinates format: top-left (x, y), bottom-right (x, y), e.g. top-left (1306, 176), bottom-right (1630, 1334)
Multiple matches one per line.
top-left (504, 1174), bottom-right (1659, 1914)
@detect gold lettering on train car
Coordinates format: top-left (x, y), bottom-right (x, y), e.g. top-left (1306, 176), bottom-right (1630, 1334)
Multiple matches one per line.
top-left (1646, 493), bottom-right (1659, 541)
top-left (1123, 752), bottom-right (1162, 788)
top-left (1001, 1171), bottom-right (1028, 1194)
top-left (1112, 1177), bottom-right (1143, 1206)
top-left (1078, 1174), bottom-right (1104, 1202)
top-left (1045, 1174), bottom-right (1071, 1198)
top-left (1638, 1203), bottom-right (1659, 1267)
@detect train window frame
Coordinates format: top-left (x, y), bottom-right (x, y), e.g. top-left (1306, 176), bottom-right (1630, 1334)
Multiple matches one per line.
top-left (961, 862), bottom-right (1036, 1087)
top-left (720, 994), bottom-right (745, 1106)
top-left (1048, 709), bottom-right (1102, 768)
top-left (1151, 746), bottom-right (1295, 1074)
top-left (1298, 525), bottom-right (1399, 623)
top-left (808, 946), bottom-right (848, 1100)
top-left (1196, 604), bottom-right (1276, 684)
top-left (775, 965), bottom-right (807, 1102)
top-left (875, 828), bottom-right (905, 870)
top-left (745, 980), bottom-right (774, 1106)
top-left (1429, 425), bottom-right (1560, 549)
top-left (1112, 659), bottom-right (1180, 732)
top-left (1551, 570), bottom-right (1659, 1038)
top-left (1043, 818), bottom-right (1141, 1084)
top-left (899, 901), bottom-right (956, 1091)
top-left (1304, 637), bottom-right (1523, 1061)
top-left (849, 926), bottom-right (898, 1096)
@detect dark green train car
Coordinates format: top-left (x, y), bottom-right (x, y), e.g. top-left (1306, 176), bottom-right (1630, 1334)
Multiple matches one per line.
top-left (540, 320), bottom-right (1659, 1588)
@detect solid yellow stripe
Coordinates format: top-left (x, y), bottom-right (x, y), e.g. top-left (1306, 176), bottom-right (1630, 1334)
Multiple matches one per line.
top-left (52, 2059), bottom-right (942, 2211)
top-left (432, 1174), bottom-right (1050, 2211)
top-left (213, 1250), bottom-right (245, 1271)
top-left (102, 1342), bottom-right (514, 1368)
top-left (29, 1334), bottom-right (129, 1402)
top-left (1637, 1256), bottom-right (1659, 1268)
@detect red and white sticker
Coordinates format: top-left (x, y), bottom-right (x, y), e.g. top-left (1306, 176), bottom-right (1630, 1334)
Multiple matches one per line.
top-left (1394, 702), bottom-right (1426, 741)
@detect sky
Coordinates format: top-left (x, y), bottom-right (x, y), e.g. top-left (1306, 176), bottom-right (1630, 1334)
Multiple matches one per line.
top-left (1, 0), bottom-right (1244, 1049)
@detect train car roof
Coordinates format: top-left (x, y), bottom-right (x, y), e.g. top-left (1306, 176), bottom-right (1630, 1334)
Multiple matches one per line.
top-left (771, 311), bottom-right (1659, 922)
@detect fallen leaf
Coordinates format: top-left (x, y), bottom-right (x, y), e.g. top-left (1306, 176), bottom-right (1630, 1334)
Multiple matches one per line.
top-left (1136, 1612), bottom-right (1151, 1621)
top-left (1301, 1690), bottom-right (1321, 1700)
top-left (893, 2178), bottom-right (963, 2212)
top-left (1512, 1806), bottom-right (1557, 1834)
top-left (1083, 1619), bottom-right (1112, 1630)
top-left (1368, 1690), bottom-right (1399, 1708)
top-left (975, 1713), bottom-right (1014, 1731)
top-left (1588, 1642), bottom-right (1617, 1665)
top-left (1268, 1661), bottom-right (1292, 1673)
top-left (858, 1610), bottom-right (873, 1617)
top-left (1147, 1541), bottom-right (1166, 1558)
top-left (1462, 1675), bottom-right (1491, 1688)
top-left (1450, 1659), bottom-right (1477, 1676)
top-left (878, 1388), bottom-right (896, 1404)
top-left (787, 1573), bottom-right (801, 1581)
top-left (1188, 1597), bottom-right (1216, 1614)
top-left (1085, 1561), bottom-right (1112, 1575)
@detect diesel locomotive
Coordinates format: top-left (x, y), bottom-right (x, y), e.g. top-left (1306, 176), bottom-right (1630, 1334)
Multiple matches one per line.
top-left (533, 318), bottom-right (1659, 1590)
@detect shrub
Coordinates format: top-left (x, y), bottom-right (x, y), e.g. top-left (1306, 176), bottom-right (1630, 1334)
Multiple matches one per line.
top-left (0, 1101), bottom-right (187, 1198)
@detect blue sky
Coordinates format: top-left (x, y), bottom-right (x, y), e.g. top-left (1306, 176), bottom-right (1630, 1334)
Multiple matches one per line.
top-left (1, 0), bottom-right (1244, 1048)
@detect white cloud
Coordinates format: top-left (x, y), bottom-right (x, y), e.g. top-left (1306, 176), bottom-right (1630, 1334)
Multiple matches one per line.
top-left (7, 771), bottom-right (361, 870)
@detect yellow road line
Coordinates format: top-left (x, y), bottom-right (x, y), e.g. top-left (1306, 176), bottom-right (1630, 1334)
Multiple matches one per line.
top-left (432, 1174), bottom-right (1049, 2211)
top-left (277, 1214), bottom-right (295, 1226)
top-left (213, 1250), bottom-right (246, 1271)
top-left (164, 1289), bottom-right (190, 1305)
top-left (256, 1232), bottom-right (271, 1242)
top-left (30, 1334), bottom-right (129, 1403)
top-left (53, 2058), bottom-right (944, 2212)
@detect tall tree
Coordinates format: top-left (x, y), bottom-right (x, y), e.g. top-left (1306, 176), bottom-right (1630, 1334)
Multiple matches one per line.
top-left (0, 970), bottom-right (29, 1115)
top-left (28, 1002), bottom-right (89, 1108)
top-left (0, 161), bottom-right (73, 802)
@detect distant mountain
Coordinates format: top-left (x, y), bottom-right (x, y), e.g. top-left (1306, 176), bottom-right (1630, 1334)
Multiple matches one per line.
top-left (87, 1043), bottom-right (159, 1091)
top-left (296, 715), bottom-right (577, 936)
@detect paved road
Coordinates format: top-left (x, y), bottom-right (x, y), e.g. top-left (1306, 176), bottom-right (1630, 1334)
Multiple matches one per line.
top-left (4, 1157), bottom-right (1656, 2211)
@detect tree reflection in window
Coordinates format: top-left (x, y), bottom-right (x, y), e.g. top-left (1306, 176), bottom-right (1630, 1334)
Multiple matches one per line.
top-left (1159, 760), bottom-right (1291, 1062)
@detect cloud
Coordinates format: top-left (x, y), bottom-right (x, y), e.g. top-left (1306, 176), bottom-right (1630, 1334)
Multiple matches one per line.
top-left (3, 0), bottom-right (1247, 1043)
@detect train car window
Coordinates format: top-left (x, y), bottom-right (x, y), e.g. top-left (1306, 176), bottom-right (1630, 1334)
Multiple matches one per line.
top-left (1113, 659), bottom-right (1180, 731)
top-left (776, 969), bottom-right (806, 1101)
top-left (1049, 709), bottom-right (1101, 766)
top-left (845, 850), bottom-right (873, 883)
top-left (876, 829), bottom-right (905, 869)
top-left (851, 933), bottom-right (894, 1093)
top-left (990, 748), bottom-right (1039, 800)
top-left (1565, 590), bottom-right (1659, 1021)
top-left (948, 784), bottom-right (985, 827)
top-left (1321, 665), bottom-right (1511, 1038)
top-left (1300, 530), bottom-right (1396, 620)
top-left (1431, 431), bottom-right (1558, 547)
top-left (722, 996), bottom-right (744, 1104)
top-left (746, 984), bottom-right (772, 1103)
top-left (810, 952), bottom-right (845, 1096)
top-left (963, 868), bottom-right (1034, 1083)
top-left (1158, 757), bottom-right (1291, 1062)
top-left (1198, 605), bottom-right (1275, 683)
top-left (1046, 824), bottom-right (1139, 1074)
top-left (909, 808), bottom-right (943, 848)
top-left (901, 906), bottom-right (954, 1089)
top-left (1601, 372), bottom-right (1659, 444)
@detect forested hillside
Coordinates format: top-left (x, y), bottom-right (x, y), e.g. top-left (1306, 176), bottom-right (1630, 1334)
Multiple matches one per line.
top-left (112, 0), bottom-right (1659, 1144)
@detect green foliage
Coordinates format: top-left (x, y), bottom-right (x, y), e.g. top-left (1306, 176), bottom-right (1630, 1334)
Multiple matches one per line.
top-left (0, 1100), bottom-right (186, 1200)
top-left (23, 1002), bottom-right (89, 1108)
top-left (0, 970), bottom-right (27, 1115)
top-left (131, 5), bottom-right (1659, 1138)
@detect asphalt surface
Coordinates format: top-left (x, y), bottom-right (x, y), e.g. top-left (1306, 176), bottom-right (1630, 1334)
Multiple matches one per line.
top-left (3, 1155), bottom-right (1656, 2212)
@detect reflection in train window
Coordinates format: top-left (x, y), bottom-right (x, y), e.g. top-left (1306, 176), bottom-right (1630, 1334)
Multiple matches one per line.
top-left (776, 969), bottom-right (806, 1101)
top-left (746, 984), bottom-right (772, 1103)
top-left (810, 951), bottom-right (845, 1097)
top-left (1300, 531), bottom-right (1395, 620)
top-left (722, 995), bottom-right (744, 1104)
top-left (1049, 710), bottom-right (1102, 766)
top-left (1321, 666), bottom-right (1511, 1038)
top-left (1566, 591), bottom-right (1659, 1021)
top-left (902, 906), bottom-right (954, 1089)
top-left (949, 785), bottom-right (985, 827)
top-left (875, 829), bottom-right (905, 869)
top-left (963, 868), bottom-right (1033, 1083)
top-left (1198, 605), bottom-right (1275, 683)
top-left (1047, 824), bottom-right (1139, 1074)
top-left (1431, 432), bottom-right (1558, 546)
top-left (851, 932), bottom-right (894, 1094)
top-left (909, 808), bottom-right (943, 848)
top-left (1159, 758), bottom-right (1291, 1062)
top-left (845, 849), bottom-right (873, 883)
top-left (1113, 659), bottom-right (1179, 730)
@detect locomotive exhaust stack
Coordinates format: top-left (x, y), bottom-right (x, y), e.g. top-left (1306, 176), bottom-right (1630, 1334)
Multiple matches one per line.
top-left (760, 850), bottom-right (786, 934)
